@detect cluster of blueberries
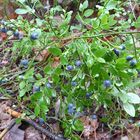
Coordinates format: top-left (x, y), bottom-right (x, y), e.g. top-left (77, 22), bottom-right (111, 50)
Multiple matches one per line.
top-left (66, 60), bottom-right (82, 71)
top-left (113, 44), bottom-right (137, 67)
top-left (32, 82), bottom-right (52, 93)
top-left (0, 24), bottom-right (39, 40)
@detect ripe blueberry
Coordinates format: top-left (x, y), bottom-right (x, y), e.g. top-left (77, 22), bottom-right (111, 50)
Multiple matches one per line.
top-left (71, 81), bottom-right (77, 86)
top-left (1, 27), bottom-right (7, 33)
top-left (75, 60), bottom-right (82, 67)
top-left (14, 30), bottom-right (19, 37)
top-left (30, 32), bottom-right (39, 40)
top-left (113, 49), bottom-right (120, 56)
top-left (33, 85), bottom-right (40, 93)
top-left (38, 118), bottom-right (44, 125)
top-left (0, 79), bottom-right (8, 84)
top-left (68, 103), bottom-right (76, 115)
top-left (130, 59), bottom-right (137, 67)
top-left (68, 108), bottom-right (75, 115)
top-left (119, 44), bottom-right (125, 50)
top-left (0, 20), bottom-right (6, 25)
top-left (104, 80), bottom-right (111, 88)
top-left (68, 103), bottom-right (74, 109)
top-left (126, 56), bottom-right (133, 61)
top-left (46, 82), bottom-right (52, 88)
top-left (86, 92), bottom-right (92, 99)
top-left (66, 65), bottom-right (73, 71)
top-left (91, 114), bottom-right (97, 120)
top-left (20, 59), bottom-right (28, 66)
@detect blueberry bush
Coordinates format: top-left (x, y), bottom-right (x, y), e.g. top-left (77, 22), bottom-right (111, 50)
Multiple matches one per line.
top-left (1, 0), bottom-right (140, 139)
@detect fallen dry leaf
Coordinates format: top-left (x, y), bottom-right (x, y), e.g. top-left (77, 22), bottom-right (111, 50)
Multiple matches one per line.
top-left (2, 124), bottom-right (24, 140)
top-left (33, 48), bottom-right (50, 62)
top-left (80, 116), bottom-right (99, 140)
top-left (25, 127), bottom-right (42, 140)
top-left (52, 57), bottom-right (60, 68)
top-left (0, 101), bottom-right (12, 130)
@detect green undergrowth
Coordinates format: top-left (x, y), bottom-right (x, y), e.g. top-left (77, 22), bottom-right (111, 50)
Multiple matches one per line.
top-left (1, 0), bottom-right (140, 139)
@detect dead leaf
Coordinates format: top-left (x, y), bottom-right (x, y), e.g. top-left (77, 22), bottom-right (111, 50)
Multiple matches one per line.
top-left (0, 101), bottom-right (12, 130)
top-left (25, 127), bottom-right (42, 140)
top-left (80, 116), bottom-right (99, 139)
top-left (2, 124), bottom-right (24, 140)
top-left (50, 123), bottom-right (60, 134)
top-left (52, 57), bottom-right (60, 68)
top-left (33, 48), bottom-right (50, 62)
top-left (55, 98), bottom-right (61, 117)
top-left (6, 108), bottom-right (21, 118)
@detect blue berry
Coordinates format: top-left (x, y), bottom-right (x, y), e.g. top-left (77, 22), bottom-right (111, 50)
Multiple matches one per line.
top-left (104, 80), bottom-right (111, 88)
top-left (71, 81), bottom-right (77, 86)
top-left (14, 30), bottom-right (19, 37)
top-left (1, 27), bottom-right (7, 33)
top-left (33, 86), bottom-right (40, 93)
top-left (68, 108), bottom-right (75, 115)
top-left (66, 65), bottom-right (73, 71)
top-left (113, 49), bottom-right (120, 56)
top-left (46, 82), bottom-right (52, 88)
top-left (20, 59), bottom-right (28, 66)
top-left (68, 103), bottom-right (74, 109)
top-left (0, 20), bottom-right (6, 25)
top-left (119, 44), bottom-right (125, 50)
top-left (0, 79), bottom-right (8, 84)
top-left (86, 92), bottom-right (92, 99)
top-left (126, 56), bottom-right (133, 61)
top-left (68, 103), bottom-right (76, 115)
top-left (38, 118), bottom-right (44, 125)
top-left (75, 60), bottom-right (82, 67)
top-left (30, 32), bottom-right (39, 40)
top-left (130, 59), bottom-right (137, 67)
top-left (91, 114), bottom-right (97, 120)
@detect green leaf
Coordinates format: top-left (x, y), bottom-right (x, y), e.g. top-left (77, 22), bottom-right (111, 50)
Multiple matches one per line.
top-left (108, 16), bottom-right (117, 26)
top-left (48, 47), bottom-right (62, 56)
top-left (84, 9), bottom-right (94, 17)
top-left (15, 9), bottom-right (29, 14)
top-left (19, 81), bottom-right (26, 89)
top-left (119, 92), bottom-right (129, 103)
top-left (19, 89), bottom-right (26, 97)
top-left (92, 19), bottom-right (100, 29)
top-left (97, 58), bottom-right (106, 63)
top-left (73, 120), bottom-right (84, 131)
top-left (34, 105), bottom-right (40, 116)
top-left (79, 0), bottom-right (88, 11)
top-left (36, 18), bottom-right (44, 26)
top-left (127, 93), bottom-right (140, 104)
top-left (16, 118), bottom-right (22, 124)
top-left (17, 0), bottom-right (26, 3)
top-left (106, 0), bottom-right (117, 10)
top-left (86, 56), bottom-right (94, 68)
top-left (44, 65), bottom-right (52, 74)
top-left (82, 0), bottom-right (88, 9)
top-left (134, 17), bottom-right (140, 28)
top-left (60, 56), bottom-right (68, 65)
top-left (24, 68), bottom-right (34, 79)
top-left (123, 103), bottom-right (135, 117)
top-left (31, 92), bottom-right (42, 100)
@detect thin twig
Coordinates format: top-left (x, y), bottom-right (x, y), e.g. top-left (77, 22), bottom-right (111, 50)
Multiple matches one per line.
top-left (23, 119), bottom-right (65, 140)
